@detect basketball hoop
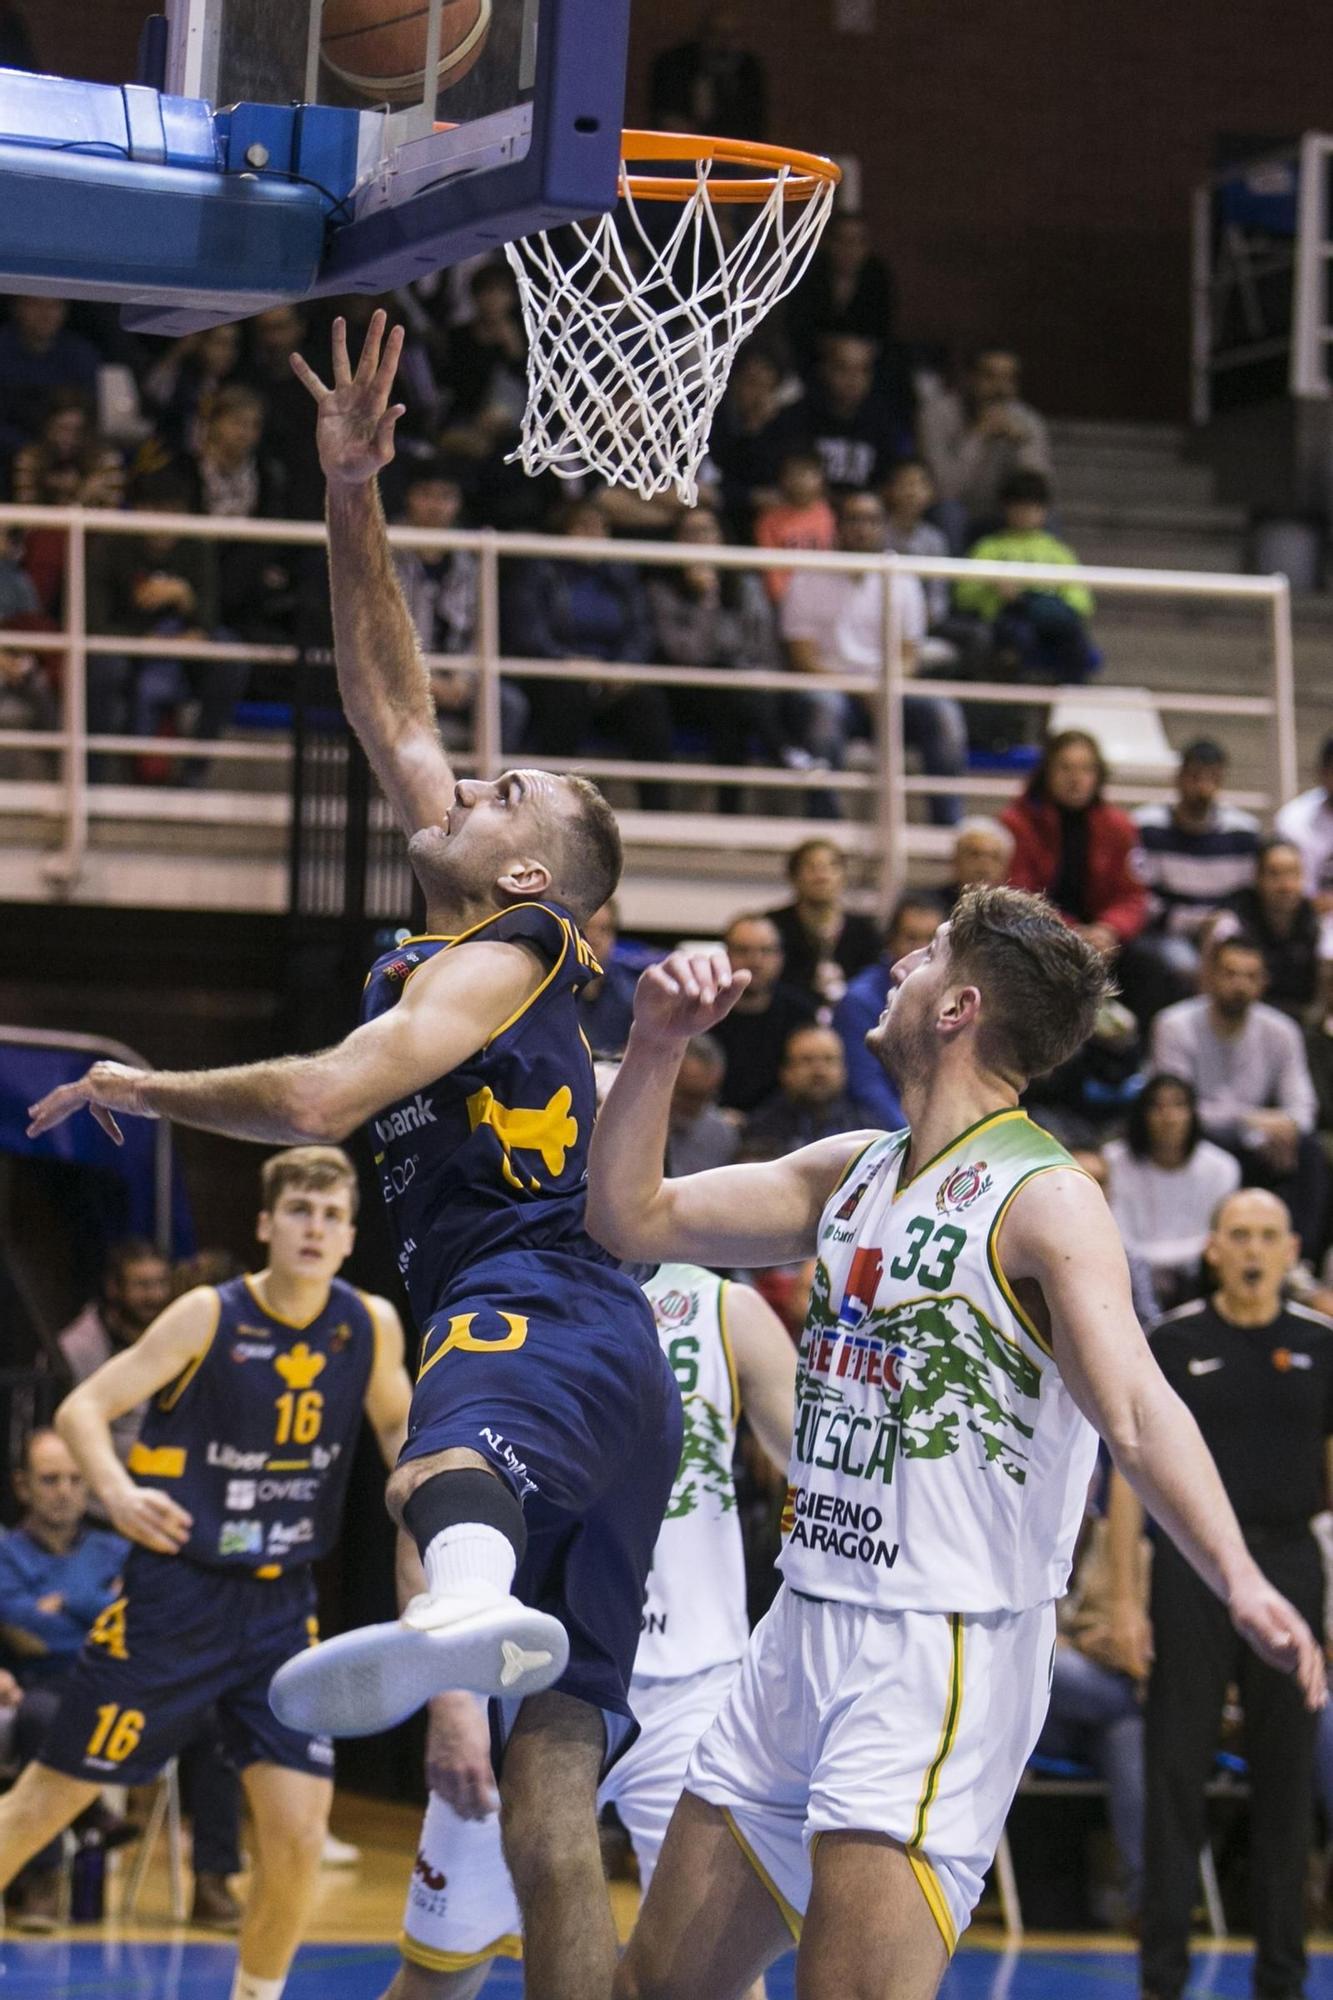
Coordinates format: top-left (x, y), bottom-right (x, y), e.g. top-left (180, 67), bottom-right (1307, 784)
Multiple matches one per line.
top-left (504, 130), bottom-right (841, 506)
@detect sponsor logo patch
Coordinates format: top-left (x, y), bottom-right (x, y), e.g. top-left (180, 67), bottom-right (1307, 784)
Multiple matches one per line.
top-left (218, 1519), bottom-right (263, 1558)
top-left (225, 1479), bottom-right (257, 1510)
top-left (374, 1091), bottom-right (437, 1144)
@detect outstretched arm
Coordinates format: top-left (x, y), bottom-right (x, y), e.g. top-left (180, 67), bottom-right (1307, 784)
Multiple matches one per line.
top-left (1001, 1167), bottom-right (1325, 1709)
top-left (27, 938), bottom-right (543, 1147)
top-left (292, 310), bottom-right (455, 836)
top-left (586, 949), bottom-right (873, 1268)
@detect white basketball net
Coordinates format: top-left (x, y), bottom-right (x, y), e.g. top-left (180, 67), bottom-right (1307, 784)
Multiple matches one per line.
top-left (504, 155), bottom-right (838, 506)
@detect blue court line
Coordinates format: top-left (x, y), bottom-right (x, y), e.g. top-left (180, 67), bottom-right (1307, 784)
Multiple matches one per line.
top-left (1, 1939), bottom-right (1326, 1997)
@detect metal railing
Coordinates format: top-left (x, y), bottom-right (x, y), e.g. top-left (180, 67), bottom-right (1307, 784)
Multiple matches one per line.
top-left (0, 503), bottom-right (1297, 914)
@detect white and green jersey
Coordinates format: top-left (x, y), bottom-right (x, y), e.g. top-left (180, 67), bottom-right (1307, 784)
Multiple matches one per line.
top-left (780, 1109), bottom-right (1098, 1615)
top-left (635, 1262), bottom-right (749, 1681)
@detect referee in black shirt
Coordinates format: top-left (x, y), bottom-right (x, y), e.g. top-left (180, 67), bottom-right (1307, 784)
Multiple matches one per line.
top-left (1109, 1188), bottom-right (1333, 2000)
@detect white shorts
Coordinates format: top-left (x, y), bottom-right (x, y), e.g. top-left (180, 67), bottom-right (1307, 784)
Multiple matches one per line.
top-left (686, 1584), bottom-right (1056, 1954)
top-left (400, 1660), bottom-right (740, 1974)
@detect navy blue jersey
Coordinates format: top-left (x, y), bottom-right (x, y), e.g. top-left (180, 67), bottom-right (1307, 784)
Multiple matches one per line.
top-left (362, 901), bottom-right (621, 1323)
top-left (128, 1275), bottom-right (375, 1573)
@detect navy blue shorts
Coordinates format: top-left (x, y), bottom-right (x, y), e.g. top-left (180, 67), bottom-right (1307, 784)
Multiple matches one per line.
top-left (400, 1253), bottom-right (682, 1749)
top-left (39, 1547), bottom-right (335, 1785)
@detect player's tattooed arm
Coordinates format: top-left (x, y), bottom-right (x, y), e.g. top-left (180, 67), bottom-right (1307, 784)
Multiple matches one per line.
top-left (362, 1294), bottom-right (412, 1466)
top-left (1001, 1167), bottom-right (1326, 1711)
top-left (292, 309), bottom-right (456, 838)
top-left (55, 1289), bottom-right (214, 1555)
top-left (26, 940), bottom-right (544, 1146)
top-left (724, 1282), bottom-right (797, 1471)
top-left (588, 948), bottom-right (876, 1267)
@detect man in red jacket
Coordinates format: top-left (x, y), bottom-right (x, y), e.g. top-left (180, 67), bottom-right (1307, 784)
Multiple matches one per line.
top-left (1002, 729), bottom-right (1148, 953)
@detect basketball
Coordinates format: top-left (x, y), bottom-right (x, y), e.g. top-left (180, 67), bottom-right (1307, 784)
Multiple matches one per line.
top-left (321, 0), bottom-right (493, 105)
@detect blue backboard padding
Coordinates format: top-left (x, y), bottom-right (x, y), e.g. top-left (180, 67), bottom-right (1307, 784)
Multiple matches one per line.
top-left (0, 143), bottom-right (325, 304)
top-left (0, 64), bottom-right (218, 169)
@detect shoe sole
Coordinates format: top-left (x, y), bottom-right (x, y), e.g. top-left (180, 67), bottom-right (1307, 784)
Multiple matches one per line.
top-left (268, 1604), bottom-right (569, 1736)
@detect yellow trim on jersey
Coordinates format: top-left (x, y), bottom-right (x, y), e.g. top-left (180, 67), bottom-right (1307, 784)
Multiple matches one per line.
top-left (717, 1280), bottom-right (741, 1422)
top-left (986, 1162), bottom-right (1089, 1360)
top-left (156, 1291), bottom-right (222, 1412)
top-left (911, 1614), bottom-right (964, 1848)
top-left (486, 919), bottom-right (572, 1045)
top-left (399, 1928), bottom-right (523, 1971)
top-left (254, 1563), bottom-right (283, 1580)
top-left (721, 1808), bottom-right (802, 1941)
top-left (242, 1272), bottom-right (336, 1334)
top-left (906, 1848), bottom-right (958, 1956)
top-left (893, 1107), bottom-right (1028, 1203)
top-left (830, 1135), bottom-right (882, 1197)
top-left (126, 1443), bottom-right (186, 1479)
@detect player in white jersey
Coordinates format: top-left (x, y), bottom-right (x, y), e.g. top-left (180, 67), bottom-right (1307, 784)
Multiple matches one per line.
top-left (587, 885), bottom-right (1326, 2000)
top-left (381, 1261), bottom-right (795, 2000)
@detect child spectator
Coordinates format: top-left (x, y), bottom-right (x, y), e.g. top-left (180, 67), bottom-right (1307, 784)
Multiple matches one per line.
top-left (753, 452), bottom-right (836, 602)
top-left (954, 469), bottom-right (1098, 683)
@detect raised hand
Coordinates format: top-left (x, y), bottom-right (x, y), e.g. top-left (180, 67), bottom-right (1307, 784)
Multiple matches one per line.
top-left (1229, 1570), bottom-right (1326, 1711)
top-left (291, 308), bottom-right (407, 486)
top-left (631, 950), bottom-right (751, 1046)
top-left (27, 1061), bottom-right (153, 1145)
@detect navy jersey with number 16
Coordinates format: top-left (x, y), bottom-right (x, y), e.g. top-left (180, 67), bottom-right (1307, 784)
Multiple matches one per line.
top-left (361, 901), bottom-right (627, 1323)
top-left (127, 1274), bottom-right (375, 1572)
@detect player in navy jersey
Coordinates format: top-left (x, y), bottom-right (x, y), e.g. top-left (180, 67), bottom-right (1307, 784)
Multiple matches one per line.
top-left (0, 1147), bottom-right (411, 2000)
top-left (27, 311), bottom-right (681, 2000)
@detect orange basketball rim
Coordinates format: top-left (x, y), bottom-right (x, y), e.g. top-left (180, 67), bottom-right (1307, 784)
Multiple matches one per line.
top-left (619, 129), bottom-right (841, 205)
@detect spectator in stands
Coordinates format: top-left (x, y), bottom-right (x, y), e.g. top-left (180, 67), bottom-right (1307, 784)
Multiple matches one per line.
top-left (1104, 1073), bottom-right (1241, 1311)
top-left (0, 1429), bottom-right (128, 1930)
top-left (140, 322), bottom-right (244, 453)
top-left (881, 456), bottom-right (951, 627)
top-left (711, 913), bottom-right (818, 1113)
top-left (765, 836), bottom-right (880, 1006)
top-left (664, 1032), bottom-right (738, 1175)
top-left (799, 334), bottom-right (904, 495)
top-left (0, 633), bottom-right (56, 780)
top-left (739, 1023), bottom-right (872, 1162)
top-left (438, 263), bottom-right (527, 450)
top-left (645, 502), bottom-right (786, 801)
top-left (501, 494), bottom-right (672, 808)
top-left (237, 302), bottom-right (323, 518)
top-left (1033, 1506), bottom-right (1147, 1929)
top-left (754, 452), bottom-right (836, 603)
top-left (1306, 960), bottom-right (1333, 1152)
top-left (577, 899), bottom-right (639, 1055)
top-left (0, 1429), bottom-right (242, 1932)
top-left (917, 346), bottom-right (1054, 549)
top-left (0, 298), bottom-right (101, 461)
top-left (707, 346), bottom-right (809, 542)
top-left (84, 468), bottom-right (233, 783)
top-left (953, 470), bottom-right (1097, 684)
top-left (1150, 934), bottom-right (1326, 1258)
top-left (1276, 734), bottom-right (1333, 960)
top-left (1001, 729), bottom-right (1149, 955)
top-left (171, 1247), bottom-right (243, 1295)
top-left (56, 1240), bottom-right (171, 1465)
top-left (10, 390), bottom-right (122, 509)
top-left (1127, 739), bottom-right (1260, 1015)
top-left (781, 489), bottom-right (965, 826)
top-left (393, 461), bottom-right (527, 754)
top-left (647, 4), bottom-right (766, 141)
top-left (1224, 836), bottom-right (1323, 1021)
top-left (786, 212), bottom-right (897, 380)
top-left (1025, 996), bottom-right (1145, 1155)
top-left (943, 815), bottom-right (1015, 904)
top-left (830, 891), bottom-right (943, 1131)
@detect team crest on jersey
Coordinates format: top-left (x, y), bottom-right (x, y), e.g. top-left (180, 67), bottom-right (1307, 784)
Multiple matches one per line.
top-left (935, 1161), bottom-right (991, 1214)
top-left (274, 1343), bottom-right (327, 1390)
top-left (382, 954), bottom-right (420, 985)
top-left (653, 1287), bottom-right (696, 1330)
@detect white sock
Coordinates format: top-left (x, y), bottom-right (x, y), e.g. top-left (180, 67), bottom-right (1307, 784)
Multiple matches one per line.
top-left (231, 1972), bottom-right (286, 2000)
top-left (421, 1523), bottom-right (516, 1603)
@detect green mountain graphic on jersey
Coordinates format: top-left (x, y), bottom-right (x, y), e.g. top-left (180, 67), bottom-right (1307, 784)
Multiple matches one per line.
top-left (801, 1260), bottom-right (1039, 1485)
top-left (666, 1395), bottom-right (738, 1519)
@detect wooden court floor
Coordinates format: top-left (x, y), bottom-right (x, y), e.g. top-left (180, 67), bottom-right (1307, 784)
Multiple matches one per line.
top-left (6, 1793), bottom-right (1333, 1998)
